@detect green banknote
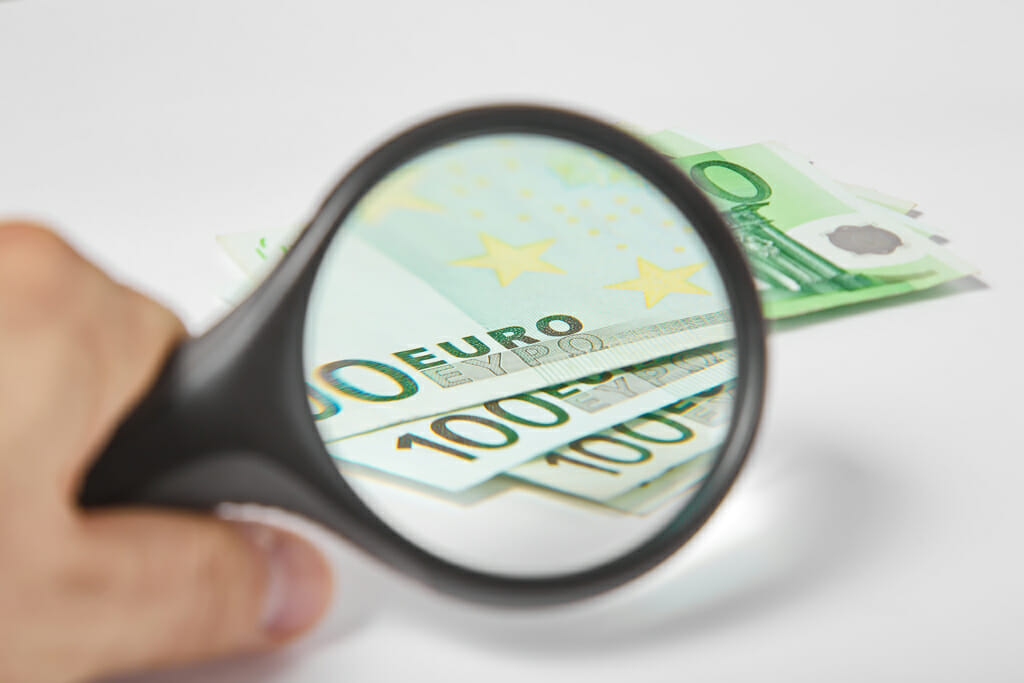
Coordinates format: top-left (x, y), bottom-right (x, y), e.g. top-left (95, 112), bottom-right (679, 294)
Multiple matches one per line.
top-left (328, 382), bottom-right (729, 516)
top-left (217, 231), bottom-right (297, 280)
top-left (325, 345), bottom-right (735, 491)
top-left (509, 382), bottom-right (733, 503)
top-left (641, 134), bottom-right (974, 318)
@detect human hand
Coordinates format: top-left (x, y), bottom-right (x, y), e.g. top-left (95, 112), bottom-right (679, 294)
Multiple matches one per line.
top-left (0, 221), bottom-right (333, 683)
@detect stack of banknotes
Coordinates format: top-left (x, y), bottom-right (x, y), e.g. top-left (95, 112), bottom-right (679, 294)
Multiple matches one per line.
top-left (216, 132), bottom-right (976, 515)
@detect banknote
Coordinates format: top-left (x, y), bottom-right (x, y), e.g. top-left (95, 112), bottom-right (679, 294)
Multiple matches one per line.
top-left (510, 381), bottom-right (734, 502)
top-left (642, 137), bottom-right (974, 318)
top-left (324, 344), bottom-right (736, 491)
top-left (217, 230), bottom-right (298, 280)
top-left (327, 382), bottom-right (731, 516)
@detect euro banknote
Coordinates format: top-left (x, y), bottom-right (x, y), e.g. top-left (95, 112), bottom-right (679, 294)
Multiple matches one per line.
top-left (510, 381), bottom-right (733, 503)
top-left (328, 382), bottom-right (730, 515)
top-left (295, 134), bottom-right (739, 441)
top-left (641, 135), bottom-right (974, 318)
top-left (324, 344), bottom-right (736, 491)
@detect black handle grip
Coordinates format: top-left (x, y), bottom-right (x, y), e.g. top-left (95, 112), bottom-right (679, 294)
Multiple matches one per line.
top-left (79, 345), bottom-right (196, 507)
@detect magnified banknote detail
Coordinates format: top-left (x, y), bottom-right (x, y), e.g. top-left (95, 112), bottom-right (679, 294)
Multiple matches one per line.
top-left (303, 134), bottom-right (736, 442)
top-left (293, 131), bottom-right (743, 576)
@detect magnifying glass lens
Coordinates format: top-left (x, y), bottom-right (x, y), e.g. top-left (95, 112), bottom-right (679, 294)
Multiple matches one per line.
top-left (303, 132), bottom-right (738, 577)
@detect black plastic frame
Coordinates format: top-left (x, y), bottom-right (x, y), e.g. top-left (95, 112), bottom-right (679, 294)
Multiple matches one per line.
top-left (80, 105), bottom-right (766, 606)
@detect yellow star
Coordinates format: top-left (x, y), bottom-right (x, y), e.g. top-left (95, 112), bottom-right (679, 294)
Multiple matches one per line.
top-left (359, 168), bottom-right (443, 224)
top-left (605, 257), bottom-right (710, 308)
top-left (451, 233), bottom-right (564, 287)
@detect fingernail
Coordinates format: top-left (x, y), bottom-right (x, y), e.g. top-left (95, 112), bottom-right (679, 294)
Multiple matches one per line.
top-left (237, 522), bottom-right (333, 640)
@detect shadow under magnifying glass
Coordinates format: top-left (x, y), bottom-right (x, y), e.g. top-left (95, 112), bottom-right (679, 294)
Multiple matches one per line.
top-left (385, 433), bottom-right (904, 655)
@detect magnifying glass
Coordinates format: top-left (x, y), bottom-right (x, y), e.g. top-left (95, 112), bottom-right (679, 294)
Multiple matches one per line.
top-left (79, 105), bottom-right (766, 606)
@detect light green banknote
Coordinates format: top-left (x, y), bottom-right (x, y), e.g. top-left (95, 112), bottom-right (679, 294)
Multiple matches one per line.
top-left (510, 382), bottom-right (733, 503)
top-left (217, 231), bottom-right (297, 280)
top-left (325, 345), bottom-right (735, 491)
top-left (331, 382), bottom-right (729, 516)
top-left (257, 135), bottom-right (738, 441)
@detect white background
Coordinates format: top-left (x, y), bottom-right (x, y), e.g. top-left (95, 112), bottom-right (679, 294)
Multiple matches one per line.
top-left (2, 0), bottom-right (1023, 681)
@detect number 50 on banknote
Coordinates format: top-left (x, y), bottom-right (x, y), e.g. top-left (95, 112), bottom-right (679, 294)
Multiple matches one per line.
top-left (80, 105), bottom-right (767, 606)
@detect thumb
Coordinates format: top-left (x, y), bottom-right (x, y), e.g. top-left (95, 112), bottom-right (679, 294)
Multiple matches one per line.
top-left (76, 509), bottom-right (333, 677)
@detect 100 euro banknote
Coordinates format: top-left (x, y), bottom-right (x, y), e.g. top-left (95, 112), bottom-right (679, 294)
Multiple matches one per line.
top-left (324, 345), bottom-right (735, 491)
top-left (333, 382), bottom-right (731, 516)
top-left (242, 134), bottom-right (738, 441)
top-left (510, 381), bottom-right (733, 504)
top-left (643, 135), bottom-right (975, 318)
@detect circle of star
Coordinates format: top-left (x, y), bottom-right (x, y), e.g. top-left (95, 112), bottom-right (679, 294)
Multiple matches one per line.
top-left (605, 257), bottom-right (710, 307)
top-left (359, 168), bottom-right (443, 224)
top-left (451, 233), bottom-right (564, 287)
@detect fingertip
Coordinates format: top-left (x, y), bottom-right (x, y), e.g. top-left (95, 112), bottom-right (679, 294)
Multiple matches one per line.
top-left (233, 522), bottom-right (335, 641)
top-left (77, 511), bottom-right (336, 677)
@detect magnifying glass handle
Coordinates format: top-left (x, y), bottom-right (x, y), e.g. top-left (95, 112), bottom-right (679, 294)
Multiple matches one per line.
top-left (77, 334), bottom-right (387, 566)
top-left (77, 325), bottom-right (357, 530)
top-left (78, 344), bottom-right (197, 508)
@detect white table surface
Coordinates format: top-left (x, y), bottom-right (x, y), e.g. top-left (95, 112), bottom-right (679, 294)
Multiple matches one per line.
top-left (2, 1), bottom-right (1022, 681)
